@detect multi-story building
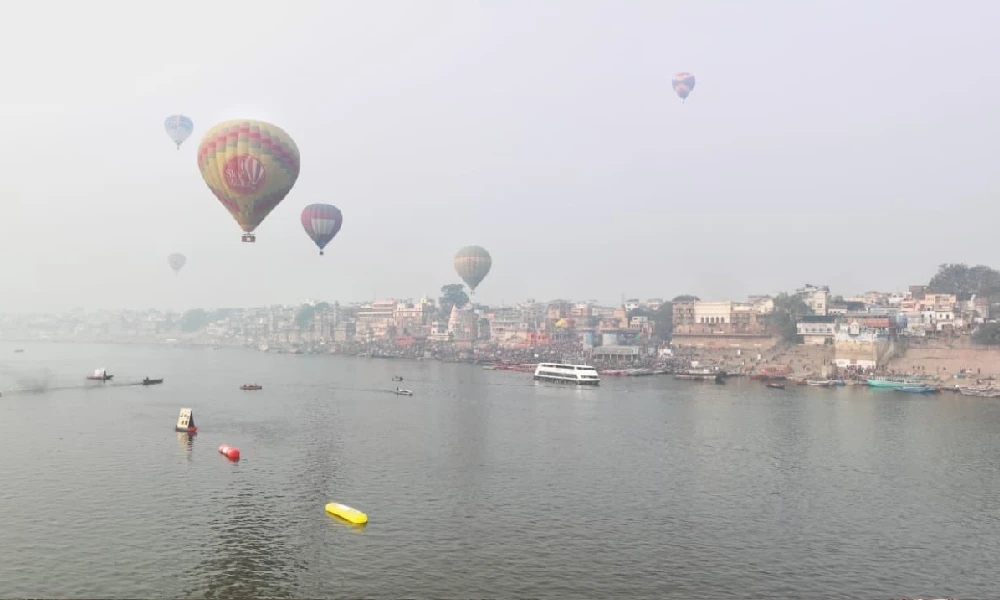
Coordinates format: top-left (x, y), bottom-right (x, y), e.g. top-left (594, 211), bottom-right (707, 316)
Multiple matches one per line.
top-left (356, 300), bottom-right (396, 338)
top-left (486, 306), bottom-right (522, 343)
top-left (393, 297), bottom-right (434, 337)
top-left (797, 315), bottom-right (837, 344)
top-left (796, 284), bottom-right (830, 316)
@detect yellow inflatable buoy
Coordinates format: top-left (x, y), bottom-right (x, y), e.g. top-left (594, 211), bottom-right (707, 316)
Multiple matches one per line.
top-left (325, 502), bottom-right (368, 525)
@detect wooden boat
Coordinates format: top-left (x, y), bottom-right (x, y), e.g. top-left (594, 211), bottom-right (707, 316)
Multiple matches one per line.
top-left (141, 378), bottom-right (164, 386)
top-left (675, 369), bottom-right (721, 382)
top-left (959, 385), bottom-right (1000, 398)
top-left (240, 384), bottom-right (263, 391)
top-left (674, 373), bottom-right (714, 381)
top-left (766, 382), bottom-right (786, 389)
top-left (749, 365), bottom-right (790, 381)
top-left (805, 379), bottom-right (834, 387)
top-left (867, 377), bottom-right (924, 389)
top-left (893, 385), bottom-right (940, 394)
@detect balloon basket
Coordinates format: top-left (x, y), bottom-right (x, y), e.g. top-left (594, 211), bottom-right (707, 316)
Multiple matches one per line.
top-left (241, 234), bottom-right (256, 243)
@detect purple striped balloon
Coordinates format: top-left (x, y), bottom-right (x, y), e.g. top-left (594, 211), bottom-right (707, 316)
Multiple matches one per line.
top-left (301, 204), bottom-right (343, 255)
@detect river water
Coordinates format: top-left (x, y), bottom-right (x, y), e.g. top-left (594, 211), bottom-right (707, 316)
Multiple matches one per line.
top-left (0, 341), bottom-right (996, 599)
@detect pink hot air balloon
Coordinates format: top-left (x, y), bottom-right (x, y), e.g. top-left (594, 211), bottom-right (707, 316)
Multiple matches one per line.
top-left (672, 72), bottom-right (696, 102)
top-left (300, 204), bottom-right (343, 256)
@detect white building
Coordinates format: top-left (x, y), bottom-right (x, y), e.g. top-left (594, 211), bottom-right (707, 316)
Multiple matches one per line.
top-left (797, 284), bottom-right (830, 316)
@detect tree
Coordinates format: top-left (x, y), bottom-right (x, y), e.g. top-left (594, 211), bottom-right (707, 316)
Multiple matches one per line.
top-left (765, 292), bottom-right (813, 343)
top-left (672, 294), bottom-right (700, 302)
top-left (654, 302), bottom-right (674, 339)
top-left (628, 304), bottom-right (674, 340)
top-left (973, 323), bottom-right (1000, 346)
top-left (928, 263), bottom-right (1000, 301)
top-left (439, 284), bottom-right (469, 319)
top-left (178, 309), bottom-right (210, 332)
top-left (295, 305), bottom-right (316, 329)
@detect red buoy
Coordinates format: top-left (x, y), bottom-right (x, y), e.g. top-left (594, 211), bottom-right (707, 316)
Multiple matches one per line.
top-left (218, 445), bottom-right (240, 461)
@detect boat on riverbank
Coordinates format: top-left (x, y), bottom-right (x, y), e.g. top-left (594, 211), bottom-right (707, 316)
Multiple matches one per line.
top-left (674, 373), bottom-right (715, 381)
top-left (805, 379), bottom-right (835, 387)
top-left (867, 377), bottom-right (927, 390)
top-left (749, 365), bottom-right (789, 381)
top-left (674, 368), bottom-right (724, 381)
top-left (959, 385), bottom-right (1000, 398)
top-left (893, 385), bottom-right (940, 394)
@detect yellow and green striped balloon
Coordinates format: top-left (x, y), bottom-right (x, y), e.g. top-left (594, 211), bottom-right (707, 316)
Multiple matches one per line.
top-left (197, 119), bottom-right (301, 238)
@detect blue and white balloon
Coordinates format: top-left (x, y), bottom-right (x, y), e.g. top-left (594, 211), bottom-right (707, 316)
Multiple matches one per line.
top-left (164, 115), bottom-right (194, 149)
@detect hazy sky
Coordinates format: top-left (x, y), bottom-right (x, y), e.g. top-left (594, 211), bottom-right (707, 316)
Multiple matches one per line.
top-left (2, 1), bottom-right (998, 313)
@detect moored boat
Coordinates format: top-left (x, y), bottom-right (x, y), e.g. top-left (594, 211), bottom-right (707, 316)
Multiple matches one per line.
top-left (958, 385), bottom-right (1000, 398)
top-left (867, 377), bottom-right (924, 389)
top-left (675, 368), bottom-right (722, 382)
top-left (766, 382), bottom-right (785, 389)
top-left (749, 365), bottom-right (790, 381)
top-left (805, 379), bottom-right (834, 387)
top-left (893, 384), bottom-right (940, 394)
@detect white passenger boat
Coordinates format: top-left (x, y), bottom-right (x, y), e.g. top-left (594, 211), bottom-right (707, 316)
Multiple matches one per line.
top-left (533, 363), bottom-right (601, 386)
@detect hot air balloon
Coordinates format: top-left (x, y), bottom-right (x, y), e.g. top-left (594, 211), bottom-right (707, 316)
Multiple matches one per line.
top-left (197, 120), bottom-right (301, 243)
top-left (164, 115), bottom-right (194, 149)
top-left (672, 72), bottom-right (696, 102)
top-left (454, 246), bottom-right (492, 294)
top-left (300, 204), bottom-right (343, 256)
top-left (167, 253), bottom-right (187, 274)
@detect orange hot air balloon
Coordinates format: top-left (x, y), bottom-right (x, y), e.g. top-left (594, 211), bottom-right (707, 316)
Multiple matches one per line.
top-left (454, 246), bottom-right (492, 294)
top-left (196, 119), bottom-right (301, 243)
top-left (672, 72), bottom-right (696, 102)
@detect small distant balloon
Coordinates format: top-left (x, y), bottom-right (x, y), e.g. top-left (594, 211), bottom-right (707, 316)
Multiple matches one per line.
top-left (164, 115), bottom-right (194, 149)
top-left (167, 253), bottom-right (186, 274)
top-left (300, 204), bottom-right (343, 256)
top-left (672, 72), bottom-right (696, 102)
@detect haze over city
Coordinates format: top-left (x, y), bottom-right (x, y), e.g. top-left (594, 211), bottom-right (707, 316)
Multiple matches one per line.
top-left (1, 1), bottom-right (997, 313)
